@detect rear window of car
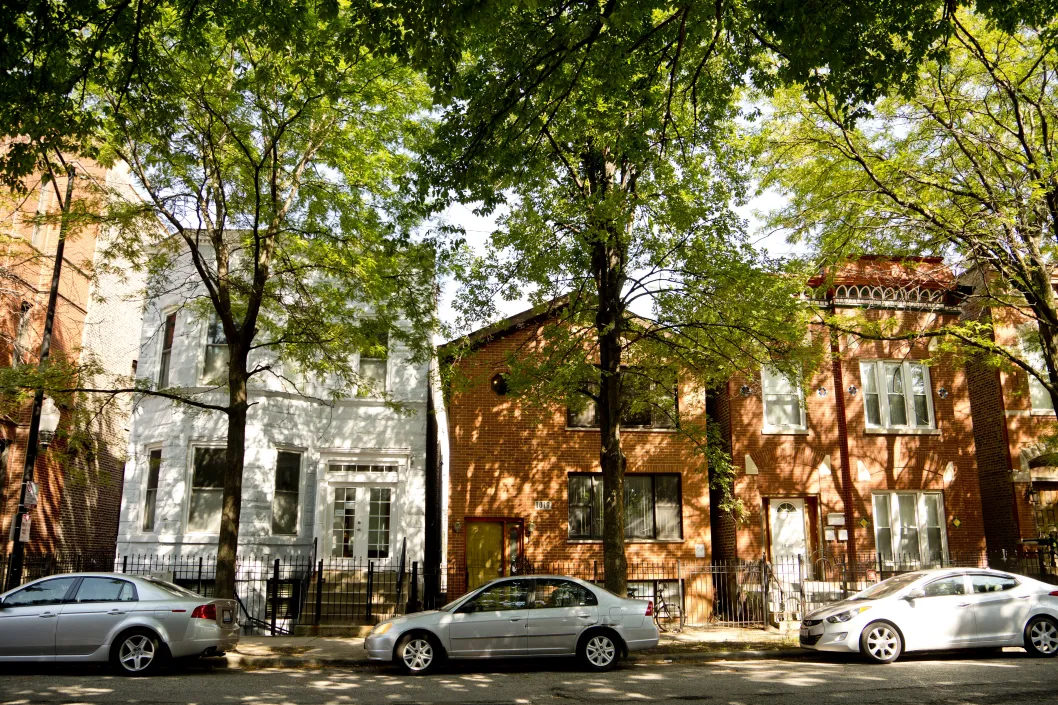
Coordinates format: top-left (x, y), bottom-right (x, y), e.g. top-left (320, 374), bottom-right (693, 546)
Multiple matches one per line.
top-left (142, 577), bottom-right (201, 599)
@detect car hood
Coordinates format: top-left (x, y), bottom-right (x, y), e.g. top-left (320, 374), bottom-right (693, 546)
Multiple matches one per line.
top-left (804, 599), bottom-right (876, 621)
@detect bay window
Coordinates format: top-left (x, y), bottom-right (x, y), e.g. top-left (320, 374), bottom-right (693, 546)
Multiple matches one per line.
top-left (860, 360), bottom-right (934, 430)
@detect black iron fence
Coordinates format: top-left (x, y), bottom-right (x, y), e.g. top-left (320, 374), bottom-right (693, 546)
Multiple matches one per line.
top-left (3, 546), bottom-right (1054, 634)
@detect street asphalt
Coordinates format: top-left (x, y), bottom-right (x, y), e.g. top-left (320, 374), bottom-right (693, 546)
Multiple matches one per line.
top-left (0, 651), bottom-right (1056, 704)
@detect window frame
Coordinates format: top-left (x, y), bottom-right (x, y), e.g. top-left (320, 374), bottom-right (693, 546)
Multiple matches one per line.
top-left (871, 491), bottom-right (948, 567)
top-left (72, 577), bottom-right (139, 603)
top-left (158, 311), bottom-right (177, 388)
top-left (356, 329), bottom-right (389, 397)
top-left (201, 314), bottom-right (229, 385)
top-left (142, 446), bottom-right (163, 532)
top-left (565, 374), bottom-right (679, 431)
top-left (271, 449), bottom-right (303, 536)
top-left (4, 576), bottom-right (79, 606)
top-left (760, 365), bottom-right (807, 433)
top-left (1023, 347), bottom-right (1056, 415)
top-left (859, 360), bottom-right (936, 431)
top-left (567, 472), bottom-right (683, 541)
top-left (185, 444), bottom-right (227, 535)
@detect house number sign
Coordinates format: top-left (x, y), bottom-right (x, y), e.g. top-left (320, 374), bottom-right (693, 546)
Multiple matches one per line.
top-left (534, 501), bottom-right (553, 510)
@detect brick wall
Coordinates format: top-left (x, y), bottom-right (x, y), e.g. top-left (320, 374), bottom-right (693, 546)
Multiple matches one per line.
top-left (446, 322), bottom-right (712, 597)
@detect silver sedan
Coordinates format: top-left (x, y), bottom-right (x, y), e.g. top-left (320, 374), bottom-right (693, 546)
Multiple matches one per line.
top-left (0, 572), bottom-right (239, 675)
top-left (365, 575), bottom-right (660, 675)
top-left (799, 568), bottom-right (1058, 663)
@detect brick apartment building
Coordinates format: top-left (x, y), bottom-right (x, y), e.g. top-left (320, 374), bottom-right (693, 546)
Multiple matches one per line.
top-left (717, 258), bottom-right (987, 582)
top-left (443, 305), bottom-right (713, 600)
top-left (963, 269), bottom-right (1058, 555)
top-left (0, 159), bottom-right (147, 556)
top-left (444, 257), bottom-right (992, 613)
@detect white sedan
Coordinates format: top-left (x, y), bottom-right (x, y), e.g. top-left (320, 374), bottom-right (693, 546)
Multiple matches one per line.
top-left (799, 568), bottom-right (1058, 663)
top-left (365, 575), bottom-right (659, 674)
top-left (0, 573), bottom-right (239, 675)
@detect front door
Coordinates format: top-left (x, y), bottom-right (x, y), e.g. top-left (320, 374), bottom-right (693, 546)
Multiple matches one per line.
top-left (769, 498), bottom-right (808, 571)
top-left (466, 519), bottom-right (523, 590)
top-left (330, 485), bottom-right (394, 560)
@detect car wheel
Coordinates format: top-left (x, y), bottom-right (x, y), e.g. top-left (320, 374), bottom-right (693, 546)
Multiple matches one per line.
top-left (579, 631), bottom-right (620, 672)
top-left (396, 633), bottom-right (441, 675)
top-left (111, 628), bottom-right (163, 676)
top-left (1024, 616), bottom-right (1058, 657)
top-left (860, 621), bottom-right (902, 664)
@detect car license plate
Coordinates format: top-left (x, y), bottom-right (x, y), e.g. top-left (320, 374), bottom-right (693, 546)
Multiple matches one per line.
top-left (222, 609), bottom-right (233, 624)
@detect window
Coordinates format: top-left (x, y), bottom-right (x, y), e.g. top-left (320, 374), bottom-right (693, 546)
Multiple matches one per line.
top-left (202, 315), bottom-right (229, 384)
top-left (74, 578), bottom-right (137, 603)
top-left (367, 487), bottom-right (392, 559)
top-left (761, 366), bottom-right (806, 430)
top-left (922, 576), bottom-right (966, 597)
top-left (328, 463), bottom-right (398, 473)
top-left (4, 577), bottom-right (77, 606)
top-left (1024, 347), bottom-right (1055, 413)
top-left (158, 312), bottom-right (176, 387)
top-left (567, 394), bottom-right (598, 428)
top-left (567, 473), bottom-right (682, 540)
top-left (142, 448), bottom-right (162, 531)
top-left (464, 579), bottom-right (532, 612)
top-left (860, 361), bottom-right (934, 430)
top-left (187, 447), bottom-right (225, 533)
top-left (970, 574), bottom-right (1019, 593)
top-left (271, 451), bottom-right (301, 535)
top-left (357, 329), bottom-right (388, 397)
top-left (532, 578), bottom-right (597, 608)
top-left (566, 373), bottom-right (677, 429)
top-left (872, 492), bottom-right (947, 565)
top-left (12, 301), bottom-right (32, 366)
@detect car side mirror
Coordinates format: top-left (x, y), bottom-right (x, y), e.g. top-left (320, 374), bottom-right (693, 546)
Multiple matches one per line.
top-left (905, 589), bottom-right (925, 600)
top-left (457, 603), bottom-right (477, 614)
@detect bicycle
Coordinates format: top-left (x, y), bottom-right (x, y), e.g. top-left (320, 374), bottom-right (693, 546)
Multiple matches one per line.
top-left (652, 584), bottom-right (684, 633)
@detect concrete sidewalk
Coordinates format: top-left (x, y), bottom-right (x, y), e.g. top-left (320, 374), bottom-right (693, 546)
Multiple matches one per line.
top-left (224, 627), bottom-right (803, 670)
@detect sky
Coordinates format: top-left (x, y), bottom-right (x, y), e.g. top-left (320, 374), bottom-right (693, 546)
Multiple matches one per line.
top-left (436, 188), bottom-right (807, 335)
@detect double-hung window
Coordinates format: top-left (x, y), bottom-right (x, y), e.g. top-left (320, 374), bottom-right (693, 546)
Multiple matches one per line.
top-left (357, 330), bottom-right (388, 397)
top-left (566, 372), bottom-right (678, 429)
top-left (860, 360), bottom-right (934, 430)
top-left (567, 473), bottom-right (682, 540)
top-left (1023, 346), bottom-right (1056, 414)
top-left (271, 451), bottom-right (301, 535)
top-left (187, 447), bottom-right (225, 533)
top-left (142, 449), bottom-right (162, 531)
top-left (872, 492), bottom-right (947, 566)
top-left (158, 312), bottom-right (176, 387)
top-left (202, 315), bottom-right (229, 384)
top-left (761, 366), bottom-right (806, 431)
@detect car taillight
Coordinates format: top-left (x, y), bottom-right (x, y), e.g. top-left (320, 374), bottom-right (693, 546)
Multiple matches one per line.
top-left (645, 600), bottom-right (653, 617)
top-left (191, 604), bottom-right (217, 620)
top-left (1049, 591), bottom-right (1058, 597)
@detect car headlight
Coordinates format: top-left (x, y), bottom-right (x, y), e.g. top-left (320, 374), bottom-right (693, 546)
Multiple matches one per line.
top-left (370, 622), bottom-right (393, 636)
top-left (826, 606), bottom-right (871, 623)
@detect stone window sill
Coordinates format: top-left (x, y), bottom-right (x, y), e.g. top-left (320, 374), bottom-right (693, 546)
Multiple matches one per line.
top-left (863, 427), bottom-right (941, 436)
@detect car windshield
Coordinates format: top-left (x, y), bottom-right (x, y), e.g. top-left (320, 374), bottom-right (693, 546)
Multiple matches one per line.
top-left (848, 572), bottom-right (925, 601)
top-left (142, 578), bottom-right (201, 599)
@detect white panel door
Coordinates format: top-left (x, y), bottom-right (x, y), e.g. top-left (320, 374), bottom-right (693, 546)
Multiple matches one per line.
top-left (328, 484), bottom-right (395, 560)
top-left (770, 498), bottom-right (808, 568)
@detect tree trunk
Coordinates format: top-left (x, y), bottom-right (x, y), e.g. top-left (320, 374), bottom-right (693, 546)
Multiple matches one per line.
top-left (1023, 260), bottom-right (1058, 412)
top-left (215, 343), bottom-right (248, 600)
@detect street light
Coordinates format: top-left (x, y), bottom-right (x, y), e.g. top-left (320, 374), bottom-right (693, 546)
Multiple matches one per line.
top-left (38, 397), bottom-right (60, 447)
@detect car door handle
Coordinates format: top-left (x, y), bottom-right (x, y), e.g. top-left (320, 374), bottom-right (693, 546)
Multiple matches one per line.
top-left (108, 609), bottom-right (126, 615)
top-left (957, 603), bottom-right (970, 608)
top-left (38, 612), bottom-right (57, 618)
top-left (575, 613), bottom-right (592, 618)
top-left (509, 617), bottom-right (523, 622)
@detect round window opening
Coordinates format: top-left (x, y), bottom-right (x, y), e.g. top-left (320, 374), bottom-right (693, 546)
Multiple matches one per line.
top-left (776, 502), bottom-right (797, 514)
top-left (490, 373), bottom-right (509, 396)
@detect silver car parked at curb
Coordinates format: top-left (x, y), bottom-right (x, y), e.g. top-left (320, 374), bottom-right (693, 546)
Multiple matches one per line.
top-left (799, 568), bottom-right (1058, 664)
top-left (365, 575), bottom-right (660, 675)
top-left (0, 572), bottom-right (240, 675)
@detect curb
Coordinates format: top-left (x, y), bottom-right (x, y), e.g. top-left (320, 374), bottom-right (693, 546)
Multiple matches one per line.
top-left (221, 646), bottom-right (809, 671)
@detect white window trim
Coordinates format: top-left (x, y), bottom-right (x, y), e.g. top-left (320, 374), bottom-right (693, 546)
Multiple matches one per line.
top-left (271, 446), bottom-right (305, 537)
top-left (183, 442), bottom-right (227, 536)
top-left (157, 308), bottom-right (178, 388)
top-left (872, 491), bottom-right (949, 566)
top-left (860, 359), bottom-right (936, 431)
top-left (355, 345), bottom-right (389, 398)
top-left (761, 365), bottom-right (807, 433)
top-left (141, 444), bottom-right (164, 535)
top-left (200, 313), bottom-right (229, 385)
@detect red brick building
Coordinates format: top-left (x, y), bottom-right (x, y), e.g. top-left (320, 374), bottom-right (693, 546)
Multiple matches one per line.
top-left (0, 160), bottom-right (146, 557)
top-left (443, 305), bottom-right (713, 602)
top-left (962, 269), bottom-right (1058, 555)
top-left (717, 258), bottom-right (988, 581)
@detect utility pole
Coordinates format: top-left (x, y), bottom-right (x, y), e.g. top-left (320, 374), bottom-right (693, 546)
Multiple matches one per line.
top-left (4, 164), bottom-right (75, 591)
